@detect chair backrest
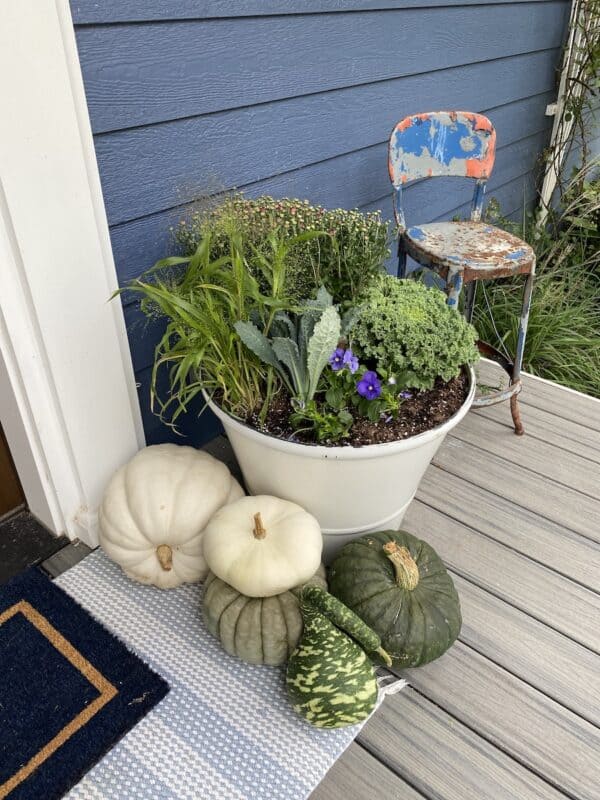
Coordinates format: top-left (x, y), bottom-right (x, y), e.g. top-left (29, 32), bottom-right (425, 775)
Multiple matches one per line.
top-left (388, 111), bottom-right (496, 226)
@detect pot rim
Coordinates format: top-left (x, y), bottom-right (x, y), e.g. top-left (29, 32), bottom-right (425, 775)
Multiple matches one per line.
top-left (204, 365), bottom-right (476, 460)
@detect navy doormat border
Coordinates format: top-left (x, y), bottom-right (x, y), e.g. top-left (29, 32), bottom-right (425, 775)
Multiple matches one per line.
top-left (0, 566), bottom-right (169, 800)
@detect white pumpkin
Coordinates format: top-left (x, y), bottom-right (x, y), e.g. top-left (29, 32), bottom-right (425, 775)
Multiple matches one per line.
top-left (99, 444), bottom-right (244, 588)
top-left (202, 495), bottom-right (323, 597)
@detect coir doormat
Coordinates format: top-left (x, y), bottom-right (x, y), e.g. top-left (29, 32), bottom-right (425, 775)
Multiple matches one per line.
top-left (0, 567), bottom-right (169, 800)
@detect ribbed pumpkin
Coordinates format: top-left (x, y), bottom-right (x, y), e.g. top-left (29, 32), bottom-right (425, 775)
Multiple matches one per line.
top-left (329, 530), bottom-right (461, 667)
top-left (202, 566), bottom-right (327, 666)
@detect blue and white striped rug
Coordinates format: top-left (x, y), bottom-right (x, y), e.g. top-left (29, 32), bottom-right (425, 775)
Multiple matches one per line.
top-left (57, 550), bottom-right (403, 800)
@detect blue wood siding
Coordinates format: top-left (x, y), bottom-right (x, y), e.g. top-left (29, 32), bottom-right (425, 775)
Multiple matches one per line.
top-left (70, 0), bottom-right (569, 447)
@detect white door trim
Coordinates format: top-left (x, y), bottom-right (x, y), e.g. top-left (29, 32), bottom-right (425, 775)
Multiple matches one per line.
top-left (0, 0), bottom-right (144, 546)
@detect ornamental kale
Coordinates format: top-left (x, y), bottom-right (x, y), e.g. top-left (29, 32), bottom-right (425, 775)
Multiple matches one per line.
top-left (352, 275), bottom-right (479, 391)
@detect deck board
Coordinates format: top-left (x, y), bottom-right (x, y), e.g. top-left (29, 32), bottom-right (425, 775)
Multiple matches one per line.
top-left (453, 575), bottom-right (600, 726)
top-left (520, 373), bottom-right (600, 429)
top-left (433, 437), bottom-right (600, 543)
top-left (417, 466), bottom-right (600, 591)
top-left (404, 499), bottom-right (600, 651)
top-left (396, 645), bottom-right (600, 800)
top-left (45, 373), bottom-right (600, 800)
top-left (309, 742), bottom-right (424, 800)
top-left (452, 410), bottom-right (600, 497)
top-left (358, 688), bottom-right (568, 800)
top-left (472, 403), bottom-right (600, 462)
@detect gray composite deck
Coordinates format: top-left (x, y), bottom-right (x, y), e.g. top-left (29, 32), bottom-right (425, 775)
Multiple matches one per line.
top-left (312, 371), bottom-right (600, 800)
top-left (46, 371), bottom-right (600, 800)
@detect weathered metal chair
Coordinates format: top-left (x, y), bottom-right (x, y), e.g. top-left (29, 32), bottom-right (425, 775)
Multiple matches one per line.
top-left (388, 111), bottom-right (535, 435)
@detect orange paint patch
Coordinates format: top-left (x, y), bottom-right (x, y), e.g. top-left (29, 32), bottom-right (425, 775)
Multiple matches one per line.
top-left (396, 111), bottom-right (432, 132)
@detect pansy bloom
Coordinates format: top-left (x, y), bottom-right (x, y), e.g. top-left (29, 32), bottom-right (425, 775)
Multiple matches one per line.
top-left (342, 348), bottom-right (359, 374)
top-left (329, 348), bottom-right (346, 371)
top-left (357, 371), bottom-right (382, 400)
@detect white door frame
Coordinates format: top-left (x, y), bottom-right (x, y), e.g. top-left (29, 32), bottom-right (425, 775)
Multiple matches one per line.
top-left (0, 0), bottom-right (145, 546)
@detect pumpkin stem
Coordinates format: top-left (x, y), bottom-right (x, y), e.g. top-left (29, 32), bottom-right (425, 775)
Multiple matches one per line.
top-left (383, 541), bottom-right (419, 590)
top-left (156, 544), bottom-right (173, 571)
top-left (253, 512), bottom-right (267, 539)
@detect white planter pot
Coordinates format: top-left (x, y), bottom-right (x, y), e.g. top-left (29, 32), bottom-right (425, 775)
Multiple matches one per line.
top-left (206, 367), bottom-right (475, 561)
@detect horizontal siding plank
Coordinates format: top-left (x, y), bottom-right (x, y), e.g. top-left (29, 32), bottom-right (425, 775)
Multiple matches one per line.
top-left (71, 0), bottom-right (556, 25)
top-left (360, 160), bottom-right (538, 223)
top-left (403, 498), bottom-right (600, 651)
top-left (417, 462), bottom-right (600, 591)
top-left (113, 121), bottom-right (551, 298)
top-left (452, 408), bottom-right (600, 497)
top-left (75, 2), bottom-right (569, 132)
top-left (134, 365), bottom-right (223, 448)
top-left (432, 436), bottom-right (600, 544)
top-left (396, 645), bottom-right (600, 800)
top-left (96, 50), bottom-right (558, 225)
top-left (309, 742), bottom-right (424, 800)
top-left (454, 575), bottom-right (600, 726)
top-left (472, 399), bottom-right (600, 462)
top-left (359, 688), bottom-right (567, 800)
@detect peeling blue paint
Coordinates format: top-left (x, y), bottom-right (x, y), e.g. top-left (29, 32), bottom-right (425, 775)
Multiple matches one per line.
top-left (407, 225), bottom-right (426, 241)
top-left (505, 248), bottom-right (527, 260)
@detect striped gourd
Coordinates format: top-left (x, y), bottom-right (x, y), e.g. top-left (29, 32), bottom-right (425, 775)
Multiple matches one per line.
top-left (286, 586), bottom-right (391, 729)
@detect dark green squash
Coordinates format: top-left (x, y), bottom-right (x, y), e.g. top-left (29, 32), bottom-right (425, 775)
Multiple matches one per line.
top-left (329, 530), bottom-right (461, 667)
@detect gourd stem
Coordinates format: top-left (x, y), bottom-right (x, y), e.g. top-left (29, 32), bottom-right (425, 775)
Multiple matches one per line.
top-left (376, 646), bottom-right (393, 667)
top-left (253, 512), bottom-right (267, 539)
top-left (383, 541), bottom-right (419, 590)
top-left (156, 544), bottom-right (173, 571)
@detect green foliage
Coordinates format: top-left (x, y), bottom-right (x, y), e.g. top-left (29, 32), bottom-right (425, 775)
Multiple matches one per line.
top-left (118, 229), bottom-right (307, 425)
top-left (235, 287), bottom-right (341, 407)
top-left (289, 402), bottom-right (354, 442)
top-left (174, 195), bottom-right (390, 304)
top-left (352, 275), bottom-right (480, 390)
top-left (475, 180), bottom-right (600, 397)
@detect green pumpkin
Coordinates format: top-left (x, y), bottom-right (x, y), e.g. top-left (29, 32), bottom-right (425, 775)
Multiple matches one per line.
top-left (286, 585), bottom-right (391, 729)
top-left (329, 530), bottom-right (461, 667)
top-left (202, 566), bottom-right (327, 666)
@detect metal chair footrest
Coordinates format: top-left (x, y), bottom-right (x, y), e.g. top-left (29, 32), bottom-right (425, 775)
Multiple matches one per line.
top-left (473, 380), bottom-right (521, 408)
top-left (472, 339), bottom-right (521, 408)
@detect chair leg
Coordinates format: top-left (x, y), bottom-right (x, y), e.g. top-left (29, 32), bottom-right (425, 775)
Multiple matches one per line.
top-left (511, 269), bottom-right (535, 436)
top-left (464, 281), bottom-right (476, 323)
top-left (397, 237), bottom-right (408, 279)
top-left (445, 269), bottom-right (464, 309)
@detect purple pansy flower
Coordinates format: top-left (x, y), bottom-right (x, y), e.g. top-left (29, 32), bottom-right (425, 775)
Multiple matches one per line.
top-left (329, 347), bottom-right (345, 371)
top-left (342, 348), bottom-right (359, 374)
top-left (357, 370), bottom-right (382, 400)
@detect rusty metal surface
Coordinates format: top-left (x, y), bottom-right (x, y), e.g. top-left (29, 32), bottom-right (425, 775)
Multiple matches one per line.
top-left (388, 111), bottom-right (496, 185)
top-left (388, 110), bottom-right (535, 433)
top-left (403, 221), bottom-right (535, 282)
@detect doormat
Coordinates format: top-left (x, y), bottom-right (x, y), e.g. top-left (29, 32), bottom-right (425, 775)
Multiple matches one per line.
top-left (55, 550), bottom-right (404, 800)
top-left (0, 568), bottom-right (169, 800)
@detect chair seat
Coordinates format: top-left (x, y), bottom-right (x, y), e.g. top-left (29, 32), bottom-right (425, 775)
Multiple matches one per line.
top-left (403, 221), bottom-right (535, 282)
